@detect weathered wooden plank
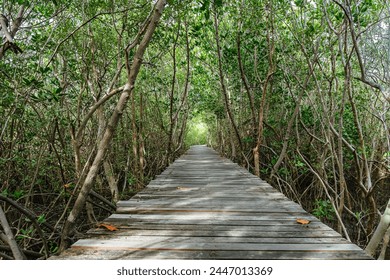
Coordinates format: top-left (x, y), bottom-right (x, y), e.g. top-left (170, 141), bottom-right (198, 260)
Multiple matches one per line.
top-left (147, 183), bottom-right (277, 188)
top-left (134, 190), bottom-right (282, 196)
top-left (76, 235), bottom-right (349, 244)
top-left (115, 202), bottom-right (304, 209)
top-left (72, 239), bottom-right (362, 251)
top-left (117, 199), bottom-right (305, 207)
top-left (148, 182), bottom-right (269, 188)
top-left (130, 196), bottom-right (290, 203)
top-left (86, 229), bottom-right (342, 238)
top-left (128, 193), bottom-right (289, 199)
top-left (98, 224), bottom-right (336, 232)
top-left (115, 207), bottom-right (308, 214)
top-left (130, 196), bottom-right (287, 201)
top-left (104, 214), bottom-right (325, 227)
top-left (103, 213), bottom-right (317, 221)
top-left (103, 221), bottom-right (327, 229)
top-left (103, 220), bottom-right (328, 229)
top-left (140, 188), bottom-right (280, 195)
top-left (52, 248), bottom-right (371, 260)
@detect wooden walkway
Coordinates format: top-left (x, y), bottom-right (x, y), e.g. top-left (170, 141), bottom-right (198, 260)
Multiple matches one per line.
top-left (54, 145), bottom-right (371, 260)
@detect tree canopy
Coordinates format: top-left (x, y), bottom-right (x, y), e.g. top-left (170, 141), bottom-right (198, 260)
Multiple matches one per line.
top-left (0, 0), bottom-right (389, 259)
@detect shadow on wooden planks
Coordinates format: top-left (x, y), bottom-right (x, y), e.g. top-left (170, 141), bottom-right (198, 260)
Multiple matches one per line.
top-left (52, 145), bottom-right (372, 260)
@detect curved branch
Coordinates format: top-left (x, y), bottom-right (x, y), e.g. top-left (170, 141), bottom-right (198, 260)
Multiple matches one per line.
top-left (0, 195), bottom-right (50, 258)
top-left (334, 1), bottom-right (385, 94)
top-left (76, 86), bottom-right (125, 141)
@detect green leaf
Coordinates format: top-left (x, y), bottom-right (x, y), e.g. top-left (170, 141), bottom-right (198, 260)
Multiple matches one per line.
top-left (201, 0), bottom-right (210, 11)
top-left (17, 0), bottom-right (30, 4)
top-left (12, 190), bottom-right (25, 199)
top-left (335, 10), bottom-right (344, 20)
top-left (23, 78), bottom-right (32, 86)
top-left (51, 92), bottom-right (59, 102)
top-left (37, 214), bottom-right (46, 224)
top-left (215, 0), bottom-right (223, 7)
top-left (39, 66), bottom-right (51, 74)
top-left (205, 9), bottom-right (210, 20)
top-left (55, 87), bottom-right (63, 94)
top-left (294, 0), bottom-right (304, 8)
top-left (1, 189), bottom-right (9, 197)
top-left (243, 137), bottom-right (254, 143)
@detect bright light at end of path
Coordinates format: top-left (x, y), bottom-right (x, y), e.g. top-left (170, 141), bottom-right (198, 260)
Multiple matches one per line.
top-left (194, 121), bottom-right (207, 134)
top-left (185, 119), bottom-right (208, 145)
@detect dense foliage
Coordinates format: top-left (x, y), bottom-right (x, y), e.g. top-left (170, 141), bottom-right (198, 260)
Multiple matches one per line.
top-left (0, 0), bottom-right (389, 259)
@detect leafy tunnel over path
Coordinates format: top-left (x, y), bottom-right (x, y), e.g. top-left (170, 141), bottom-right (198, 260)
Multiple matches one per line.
top-left (0, 0), bottom-right (389, 259)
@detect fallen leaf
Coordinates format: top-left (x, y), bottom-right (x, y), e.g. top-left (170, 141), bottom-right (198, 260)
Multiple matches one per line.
top-left (98, 223), bottom-right (118, 231)
top-left (177, 186), bottom-right (191, 190)
top-left (296, 218), bottom-right (310, 225)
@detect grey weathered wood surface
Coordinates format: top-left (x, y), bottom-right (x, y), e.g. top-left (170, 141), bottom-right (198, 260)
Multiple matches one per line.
top-left (53, 145), bottom-right (372, 260)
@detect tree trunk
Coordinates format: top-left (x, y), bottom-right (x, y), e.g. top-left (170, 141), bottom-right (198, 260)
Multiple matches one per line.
top-left (59, 0), bottom-right (167, 252)
top-left (174, 21), bottom-right (191, 154)
top-left (270, 71), bottom-right (309, 179)
top-left (131, 82), bottom-right (141, 189)
top-left (378, 226), bottom-right (390, 260)
top-left (167, 18), bottom-right (182, 165)
top-left (213, 5), bottom-right (243, 156)
top-left (335, 37), bottom-right (350, 233)
top-left (365, 198), bottom-right (390, 257)
top-left (237, 19), bottom-right (256, 132)
top-left (253, 0), bottom-right (275, 177)
top-left (138, 83), bottom-right (145, 186)
top-left (103, 161), bottom-right (119, 202)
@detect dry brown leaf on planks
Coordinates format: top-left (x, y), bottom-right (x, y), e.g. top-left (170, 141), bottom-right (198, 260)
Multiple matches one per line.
top-left (296, 218), bottom-right (310, 225)
top-left (97, 223), bottom-right (118, 231)
top-left (177, 186), bottom-right (191, 190)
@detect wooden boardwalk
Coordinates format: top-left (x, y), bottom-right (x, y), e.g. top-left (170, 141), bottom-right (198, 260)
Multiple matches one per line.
top-left (54, 145), bottom-right (371, 260)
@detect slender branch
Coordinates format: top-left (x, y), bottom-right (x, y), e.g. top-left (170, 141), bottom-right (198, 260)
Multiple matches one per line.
top-left (237, 7), bottom-right (256, 130)
top-left (89, 190), bottom-right (116, 211)
top-left (76, 86), bottom-right (125, 141)
top-left (0, 205), bottom-right (26, 260)
top-left (10, 5), bottom-right (26, 37)
top-left (296, 149), bottom-right (351, 241)
top-left (47, 8), bottom-right (134, 67)
top-left (334, 0), bottom-right (385, 93)
top-left (0, 14), bottom-right (14, 42)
